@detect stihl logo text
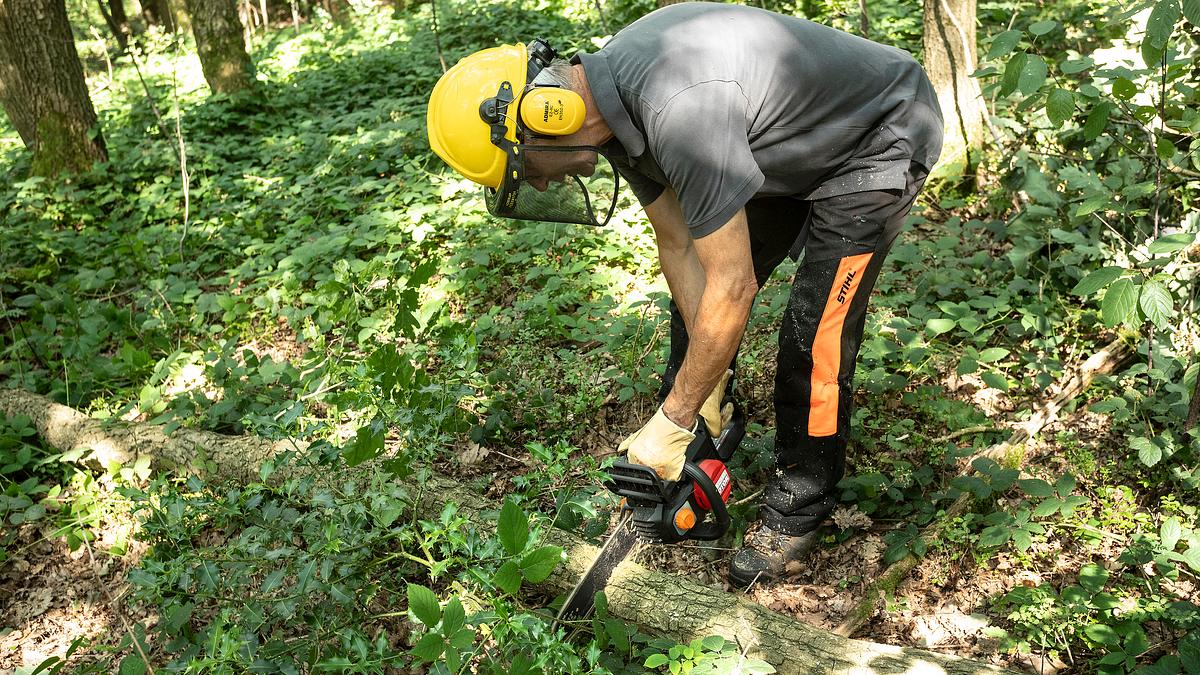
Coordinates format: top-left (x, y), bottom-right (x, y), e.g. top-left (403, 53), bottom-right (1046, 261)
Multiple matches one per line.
top-left (836, 269), bottom-right (857, 304)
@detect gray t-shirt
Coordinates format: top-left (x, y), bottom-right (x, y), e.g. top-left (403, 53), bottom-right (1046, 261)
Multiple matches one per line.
top-left (573, 2), bottom-right (944, 238)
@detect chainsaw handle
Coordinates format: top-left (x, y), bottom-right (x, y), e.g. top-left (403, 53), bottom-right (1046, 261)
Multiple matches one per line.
top-left (680, 462), bottom-right (731, 541)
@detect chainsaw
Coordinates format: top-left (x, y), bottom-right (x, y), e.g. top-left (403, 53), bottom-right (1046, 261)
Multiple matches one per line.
top-left (555, 405), bottom-right (744, 621)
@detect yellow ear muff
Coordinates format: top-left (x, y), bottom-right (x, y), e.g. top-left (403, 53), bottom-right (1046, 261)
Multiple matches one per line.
top-left (518, 86), bottom-right (586, 136)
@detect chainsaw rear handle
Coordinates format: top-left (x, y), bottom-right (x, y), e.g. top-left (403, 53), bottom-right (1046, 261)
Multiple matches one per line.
top-left (678, 461), bottom-right (731, 540)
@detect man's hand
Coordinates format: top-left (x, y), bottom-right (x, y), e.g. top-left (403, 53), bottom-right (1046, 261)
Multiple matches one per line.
top-left (619, 407), bottom-right (696, 481)
top-left (699, 369), bottom-right (734, 438)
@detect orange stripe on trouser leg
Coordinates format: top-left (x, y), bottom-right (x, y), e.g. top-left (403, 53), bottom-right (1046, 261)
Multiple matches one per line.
top-left (808, 252), bottom-right (874, 436)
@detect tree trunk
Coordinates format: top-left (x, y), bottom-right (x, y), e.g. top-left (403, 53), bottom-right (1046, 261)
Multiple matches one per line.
top-left (923, 0), bottom-right (985, 167)
top-left (0, 387), bottom-right (1018, 674)
top-left (185, 0), bottom-right (255, 94)
top-left (104, 0), bottom-right (129, 43)
top-left (141, 0), bottom-right (175, 29)
top-left (0, 0), bottom-right (109, 176)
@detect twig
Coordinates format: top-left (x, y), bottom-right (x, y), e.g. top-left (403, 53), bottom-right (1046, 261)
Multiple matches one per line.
top-left (83, 539), bottom-right (156, 674)
top-left (929, 424), bottom-right (999, 444)
top-left (125, 46), bottom-right (182, 166)
top-left (430, 0), bottom-right (446, 73)
top-left (833, 338), bottom-right (1134, 638)
top-left (731, 487), bottom-right (764, 507)
top-left (592, 0), bottom-right (610, 34)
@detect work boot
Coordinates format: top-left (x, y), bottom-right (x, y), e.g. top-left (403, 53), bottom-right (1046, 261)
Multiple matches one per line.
top-left (728, 523), bottom-right (820, 588)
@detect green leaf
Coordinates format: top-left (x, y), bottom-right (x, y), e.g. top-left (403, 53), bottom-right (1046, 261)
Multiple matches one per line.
top-left (1060, 56), bottom-right (1094, 74)
top-left (978, 347), bottom-right (1009, 363)
top-left (1029, 20), bottom-right (1057, 35)
top-left (342, 421), bottom-right (385, 467)
top-left (1101, 278), bottom-right (1139, 327)
top-left (407, 584), bottom-right (442, 627)
top-left (448, 627), bottom-right (476, 650)
top-left (441, 597), bottom-right (465, 637)
top-left (1180, 630), bottom-right (1200, 672)
top-left (1148, 232), bottom-right (1196, 254)
top-left (1112, 77), bottom-right (1138, 100)
top-left (493, 560), bottom-right (522, 595)
top-left (987, 30), bottom-right (1023, 59)
top-left (411, 632), bottom-right (446, 662)
top-left (1018, 478), bottom-right (1053, 497)
top-left (981, 371), bottom-right (1010, 391)
top-left (1012, 529), bottom-right (1033, 551)
top-left (1084, 101), bottom-right (1113, 141)
top-left (1085, 624), bottom-right (1121, 646)
top-left (117, 654), bottom-right (146, 675)
top-left (956, 356), bottom-right (979, 375)
top-left (1161, 517), bottom-right (1183, 551)
top-left (605, 618), bottom-right (631, 654)
top-left (1185, 0), bottom-right (1200, 27)
top-left (498, 498), bottom-right (529, 555)
top-left (926, 318), bottom-right (955, 335)
top-left (1055, 473), bottom-right (1077, 495)
top-left (1144, 0), bottom-right (1181, 51)
top-left (260, 568), bottom-right (286, 594)
top-left (701, 635), bottom-right (726, 651)
top-left (1157, 137), bottom-right (1177, 160)
top-left (1001, 52), bottom-right (1029, 96)
top-left (1131, 436), bottom-right (1162, 467)
top-left (1033, 497), bottom-right (1064, 518)
top-left (1138, 279), bottom-right (1174, 329)
top-left (1074, 194), bottom-right (1110, 218)
top-left (1046, 88), bottom-right (1075, 127)
top-left (1018, 55), bottom-right (1048, 95)
top-left (519, 545), bottom-right (562, 583)
top-left (645, 654), bottom-right (671, 669)
top-left (1072, 267), bottom-right (1123, 295)
top-left (1079, 563), bottom-right (1109, 593)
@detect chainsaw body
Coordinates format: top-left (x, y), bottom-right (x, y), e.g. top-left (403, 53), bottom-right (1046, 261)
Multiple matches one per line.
top-left (605, 405), bottom-right (743, 544)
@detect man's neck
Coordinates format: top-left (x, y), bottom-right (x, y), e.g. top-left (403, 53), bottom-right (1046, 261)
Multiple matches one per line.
top-left (572, 64), bottom-right (614, 146)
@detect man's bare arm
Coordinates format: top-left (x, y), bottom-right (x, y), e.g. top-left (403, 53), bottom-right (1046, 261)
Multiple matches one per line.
top-left (643, 198), bottom-right (757, 430)
top-left (645, 189), bottom-right (706, 334)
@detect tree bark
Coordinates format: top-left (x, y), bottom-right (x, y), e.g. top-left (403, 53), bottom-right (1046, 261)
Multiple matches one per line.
top-left (923, 0), bottom-right (985, 167)
top-left (141, 0), bottom-right (175, 29)
top-left (184, 0), bottom-right (255, 94)
top-left (99, 0), bottom-right (129, 45)
top-left (0, 0), bottom-right (109, 176)
top-left (0, 387), bottom-right (1017, 674)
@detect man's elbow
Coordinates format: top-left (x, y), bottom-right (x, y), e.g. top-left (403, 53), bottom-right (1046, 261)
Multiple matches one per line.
top-left (717, 274), bottom-right (759, 308)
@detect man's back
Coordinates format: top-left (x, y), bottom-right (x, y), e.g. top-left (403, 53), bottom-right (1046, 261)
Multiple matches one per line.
top-left (578, 2), bottom-right (942, 233)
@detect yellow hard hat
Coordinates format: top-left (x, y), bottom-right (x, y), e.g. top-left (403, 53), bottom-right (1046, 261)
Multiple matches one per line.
top-left (427, 43), bottom-right (527, 189)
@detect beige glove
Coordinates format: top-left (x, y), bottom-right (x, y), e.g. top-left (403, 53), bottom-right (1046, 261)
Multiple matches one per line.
top-left (699, 369), bottom-right (735, 438)
top-left (619, 406), bottom-right (696, 481)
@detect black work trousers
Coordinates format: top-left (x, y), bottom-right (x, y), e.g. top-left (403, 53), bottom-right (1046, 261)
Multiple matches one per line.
top-left (658, 164), bottom-right (929, 535)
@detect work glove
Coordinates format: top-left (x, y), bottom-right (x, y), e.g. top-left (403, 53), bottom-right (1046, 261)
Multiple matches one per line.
top-left (699, 369), bottom-right (735, 439)
top-left (619, 407), bottom-right (696, 481)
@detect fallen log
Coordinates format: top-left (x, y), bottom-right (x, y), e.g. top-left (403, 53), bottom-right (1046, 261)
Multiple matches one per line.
top-left (0, 388), bottom-right (1017, 673)
top-left (834, 337), bottom-right (1134, 637)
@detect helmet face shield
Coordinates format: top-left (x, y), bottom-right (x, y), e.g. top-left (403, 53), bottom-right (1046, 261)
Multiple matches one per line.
top-left (485, 145), bottom-right (620, 227)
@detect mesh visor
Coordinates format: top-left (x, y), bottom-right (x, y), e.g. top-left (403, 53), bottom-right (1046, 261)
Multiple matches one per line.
top-left (485, 146), bottom-right (619, 227)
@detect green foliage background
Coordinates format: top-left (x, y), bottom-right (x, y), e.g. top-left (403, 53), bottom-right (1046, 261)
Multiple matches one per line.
top-left (0, 0), bottom-right (1198, 672)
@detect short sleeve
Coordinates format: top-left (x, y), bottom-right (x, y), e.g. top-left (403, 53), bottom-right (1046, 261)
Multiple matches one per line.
top-left (613, 161), bottom-right (665, 207)
top-left (647, 81), bottom-right (764, 238)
